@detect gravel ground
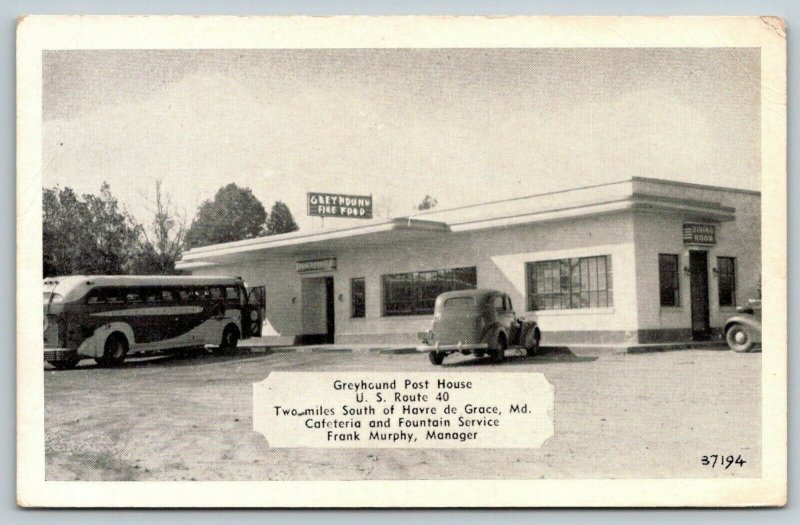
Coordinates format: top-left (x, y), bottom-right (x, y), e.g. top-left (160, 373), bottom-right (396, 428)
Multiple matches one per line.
top-left (44, 346), bottom-right (761, 481)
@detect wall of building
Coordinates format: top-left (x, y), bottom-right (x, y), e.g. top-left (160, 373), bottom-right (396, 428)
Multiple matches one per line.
top-left (632, 186), bottom-right (761, 341)
top-left (188, 180), bottom-right (760, 347)
top-left (194, 255), bottom-right (305, 338)
top-left (195, 211), bottom-right (639, 345)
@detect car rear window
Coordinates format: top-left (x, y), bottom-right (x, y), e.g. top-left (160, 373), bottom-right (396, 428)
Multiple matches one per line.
top-left (443, 297), bottom-right (475, 310)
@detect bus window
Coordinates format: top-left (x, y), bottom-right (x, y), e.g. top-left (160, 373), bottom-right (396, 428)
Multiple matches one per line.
top-left (161, 289), bottom-right (175, 302)
top-left (125, 290), bottom-right (142, 303)
top-left (86, 289), bottom-right (106, 304)
top-left (225, 286), bottom-right (240, 304)
top-left (106, 288), bottom-right (124, 304)
top-left (144, 289), bottom-right (160, 303)
top-left (209, 287), bottom-right (223, 302)
top-left (249, 285), bottom-right (266, 308)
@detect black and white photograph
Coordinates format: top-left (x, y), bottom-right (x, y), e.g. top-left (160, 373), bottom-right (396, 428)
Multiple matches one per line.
top-left (16, 15), bottom-right (787, 507)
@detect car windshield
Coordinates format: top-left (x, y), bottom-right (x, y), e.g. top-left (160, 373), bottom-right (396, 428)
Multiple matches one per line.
top-left (443, 297), bottom-right (475, 311)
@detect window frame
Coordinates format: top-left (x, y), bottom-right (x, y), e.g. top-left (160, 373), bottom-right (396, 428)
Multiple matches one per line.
top-left (381, 266), bottom-right (477, 317)
top-left (717, 256), bottom-right (737, 307)
top-left (658, 253), bottom-right (681, 307)
top-left (526, 255), bottom-right (613, 311)
top-left (350, 277), bottom-right (366, 319)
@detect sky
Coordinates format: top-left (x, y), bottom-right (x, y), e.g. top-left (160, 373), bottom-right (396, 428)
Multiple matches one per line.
top-left (42, 48), bottom-right (760, 232)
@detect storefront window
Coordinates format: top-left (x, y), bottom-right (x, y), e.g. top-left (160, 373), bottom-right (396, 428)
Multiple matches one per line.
top-left (658, 254), bottom-right (680, 307)
top-left (717, 257), bottom-right (737, 307)
top-left (351, 277), bottom-right (366, 318)
top-left (526, 255), bottom-right (612, 310)
top-left (382, 266), bottom-right (477, 316)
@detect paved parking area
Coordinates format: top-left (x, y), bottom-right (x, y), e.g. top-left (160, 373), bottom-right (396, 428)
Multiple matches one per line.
top-left (44, 346), bottom-right (761, 481)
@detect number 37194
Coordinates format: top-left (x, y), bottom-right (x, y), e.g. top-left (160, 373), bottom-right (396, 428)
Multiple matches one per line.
top-left (701, 454), bottom-right (747, 469)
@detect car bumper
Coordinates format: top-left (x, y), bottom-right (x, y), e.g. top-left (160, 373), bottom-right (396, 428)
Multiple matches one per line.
top-left (415, 342), bottom-right (489, 353)
top-left (44, 348), bottom-right (77, 361)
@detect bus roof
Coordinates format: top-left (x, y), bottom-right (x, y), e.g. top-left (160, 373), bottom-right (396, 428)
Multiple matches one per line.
top-left (43, 275), bottom-right (245, 303)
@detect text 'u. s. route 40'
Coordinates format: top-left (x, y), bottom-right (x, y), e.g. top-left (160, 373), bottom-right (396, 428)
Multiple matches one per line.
top-left (253, 373), bottom-right (554, 448)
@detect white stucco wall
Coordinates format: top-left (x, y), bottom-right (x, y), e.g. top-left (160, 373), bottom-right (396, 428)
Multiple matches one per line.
top-left (632, 186), bottom-right (761, 336)
top-left (190, 184), bottom-right (759, 346)
top-left (195, 212), bottom-right (638, 344)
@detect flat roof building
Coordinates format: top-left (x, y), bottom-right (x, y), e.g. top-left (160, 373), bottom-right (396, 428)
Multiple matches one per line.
top-left (177, 177), bottom-right (761, 346)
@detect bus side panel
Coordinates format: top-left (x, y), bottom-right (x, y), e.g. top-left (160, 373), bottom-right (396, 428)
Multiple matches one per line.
top-left (88, 305), bottom-right (211, 345)
top-left (138, 308), bottom-right (241, 351)
top-left (76, 322), bottom-right (136, 358)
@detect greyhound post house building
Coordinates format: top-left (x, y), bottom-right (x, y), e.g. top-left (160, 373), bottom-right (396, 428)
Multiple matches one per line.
top-left (176, 177), bottom-right (761, 347)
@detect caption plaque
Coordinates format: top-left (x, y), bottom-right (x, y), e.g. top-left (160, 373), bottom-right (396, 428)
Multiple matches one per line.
top-left (254, 372), bottom-right (554, 448)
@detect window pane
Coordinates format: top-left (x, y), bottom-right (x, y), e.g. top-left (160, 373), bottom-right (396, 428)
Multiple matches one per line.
top-left (597, 257), bottom-right (607, 290)
top-left (87, 290), bottom-right (105, 304)
top-left (659, 254), bottom-right (680, 307)
top-left (494, 295), bottom-right (504, 312)
top-left (444, 297), bottom-right (475, 310)
top-left (351, 277), bottom-right (365, 318)
top-left (718, 257), bottom-right (736, 307)
top-left (382, 267), bottom-right (476, 316)
top-left (580, 258), bottom-right (590, 291)
top-left (106, 289), bottom-right (123, 304)
top-left (528, 255), bottom-right (612, 311)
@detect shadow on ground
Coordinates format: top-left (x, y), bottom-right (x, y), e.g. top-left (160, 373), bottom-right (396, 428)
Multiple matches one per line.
top-left (441, 346), bottom-right (598, 367)
top-left (45, 347), bottom-right (269, 371)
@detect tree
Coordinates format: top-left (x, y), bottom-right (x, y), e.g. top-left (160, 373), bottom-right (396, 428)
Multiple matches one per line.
top-left (185, 183), bottom-right (267, 248)
top-left (265, 201), bottom-right (299, 236)
top-left (416, 194), bottom-right (438, 211)
top-left (132, 180), bottom-right (188, 274)
top-left (43, 183), bottom-right (143, 277)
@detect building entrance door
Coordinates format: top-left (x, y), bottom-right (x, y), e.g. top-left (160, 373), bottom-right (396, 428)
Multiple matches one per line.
top-left (689, 250), bottom-right (711, 340)
top-left (300, 276), bottom-right (335, 344)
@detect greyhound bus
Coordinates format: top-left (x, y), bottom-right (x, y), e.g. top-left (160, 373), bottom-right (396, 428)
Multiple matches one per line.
top-left (43, 275), bottom-right (263, 369)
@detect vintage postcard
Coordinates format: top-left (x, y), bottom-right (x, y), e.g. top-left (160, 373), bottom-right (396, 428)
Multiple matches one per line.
top-left (16, 16), bottom-right (786, 507)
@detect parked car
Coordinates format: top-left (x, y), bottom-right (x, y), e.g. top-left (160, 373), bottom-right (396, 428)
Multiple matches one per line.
top-left (417, 289), bottom-right (541, 365)
top-left (723, 299), bottom-right (762, 353)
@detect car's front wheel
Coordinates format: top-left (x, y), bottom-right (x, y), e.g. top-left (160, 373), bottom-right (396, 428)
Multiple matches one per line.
top-left (726, 323), bottom-right (755, 353)
top-left (428, 351), bottom-right (445, 365)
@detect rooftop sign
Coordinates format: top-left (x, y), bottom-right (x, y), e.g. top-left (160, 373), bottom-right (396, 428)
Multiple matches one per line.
top-left (307, 192), bottom-right (373, 219)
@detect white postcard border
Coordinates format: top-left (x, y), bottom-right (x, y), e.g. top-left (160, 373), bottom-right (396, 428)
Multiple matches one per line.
top-left (16, 15), bottom-right (787, 507)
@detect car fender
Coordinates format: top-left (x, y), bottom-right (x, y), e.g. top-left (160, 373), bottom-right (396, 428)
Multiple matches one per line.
top-left (519, 318), bottom-right (539, 338)
top-left (482, 322), bottom-right (507, 349)
top-left (78, 322), bottom-right (135, 358)
top-left (723, 315), bottom-right (762, 342)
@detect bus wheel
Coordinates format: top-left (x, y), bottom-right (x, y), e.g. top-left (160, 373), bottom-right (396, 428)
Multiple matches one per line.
top-left (219, 325), bottom-right (240, 352)
top-left (48, 355), bottom-right (80, 370)
top-left (96, 334), bottom-right (128, 367)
